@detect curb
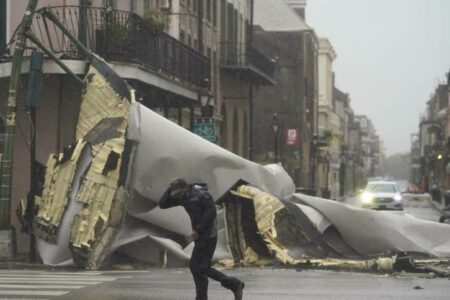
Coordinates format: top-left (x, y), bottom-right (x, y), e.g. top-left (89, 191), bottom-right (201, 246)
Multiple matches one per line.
top-left (429, 198), bottom-right (444, 214)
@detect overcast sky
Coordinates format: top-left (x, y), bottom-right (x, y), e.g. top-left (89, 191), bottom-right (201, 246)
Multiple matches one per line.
top-left (307, 0), bottom-right (450, 156)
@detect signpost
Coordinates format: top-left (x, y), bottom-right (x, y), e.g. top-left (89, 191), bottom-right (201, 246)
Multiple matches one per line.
top-left (193, 118), bottom-right (216, 142)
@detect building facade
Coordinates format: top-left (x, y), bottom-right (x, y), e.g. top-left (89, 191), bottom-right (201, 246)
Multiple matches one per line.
top-left (0, 0), bottom-right (212, 253)
top-left (416, 74), bottom-right (450, 200)
top-left (251, 0), bottom-right (318, 188)
top-left (354, 115), bottom-right (381, 180)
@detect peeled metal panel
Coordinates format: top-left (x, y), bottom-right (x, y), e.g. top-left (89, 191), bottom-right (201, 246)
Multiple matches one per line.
top-left (35, 61), bottom-right (132, 269)
top-left (288, 193), bottom-right (450, 258)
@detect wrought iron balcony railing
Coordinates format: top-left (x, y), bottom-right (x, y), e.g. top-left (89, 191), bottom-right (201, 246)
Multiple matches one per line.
top-left (220, 42), bottom-right (275, 85)
top-left (30, 6), bottom-right (210, 88)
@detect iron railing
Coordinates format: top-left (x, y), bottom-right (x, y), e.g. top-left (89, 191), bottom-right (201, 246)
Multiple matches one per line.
top-left (220, 42), bottom-right (275, 79)
top-left (29, 6), bottom-right (210, 88)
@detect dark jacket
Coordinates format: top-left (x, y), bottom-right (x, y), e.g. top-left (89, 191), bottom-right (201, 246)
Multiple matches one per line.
top-left (159, 183), bottom-right (218, 240)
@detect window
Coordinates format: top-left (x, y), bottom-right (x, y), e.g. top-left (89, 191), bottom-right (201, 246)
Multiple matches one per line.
top-left (193, 0), bottom-right (197, 12)
top-left (144, 0), bottom-right (152, 11)
top-left (232, 109), bottom-right (239, 154)
top-left (0, 0), bottom-right (6, 54)
top-left (130, 0), bottom-right (137, 13)
top-left (366, 183), bottom-right (398, 193)
top-left (180, 30), bottom-right (185, 44)
top-left (243, 112), bottom-right (248, 158)
top-left (212, 0), bottom-right (217, 27)
top-left (220, 105), bottom-right (227, 148)
top-left (104, 0), bottom-right (116, 8)
top-left (360, 119), bottom-right (367, 128)
top-left (206, 0), bottom-right (211, 22)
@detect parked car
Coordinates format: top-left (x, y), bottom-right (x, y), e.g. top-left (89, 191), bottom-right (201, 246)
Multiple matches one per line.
top-left (360, 181), bottom-right (403, 210)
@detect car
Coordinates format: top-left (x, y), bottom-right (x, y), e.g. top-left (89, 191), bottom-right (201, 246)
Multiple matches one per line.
top-left (360, 181), bottom-right (403, 210)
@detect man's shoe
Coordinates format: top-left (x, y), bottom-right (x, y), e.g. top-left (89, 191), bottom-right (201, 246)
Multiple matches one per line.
top-left (232, 281), bottom-right (245, 300)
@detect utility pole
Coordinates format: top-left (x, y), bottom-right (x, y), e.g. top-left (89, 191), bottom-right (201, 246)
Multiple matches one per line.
top-left (0, 0), bottom-right (40, 259)
top-left (248, 0), bottom-right (254, 160)
top-left (25, 51), bottom-right (44, 262)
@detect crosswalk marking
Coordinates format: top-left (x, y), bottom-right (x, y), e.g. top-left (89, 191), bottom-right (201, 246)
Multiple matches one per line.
top-left (4, 271), bottom-right (104, 276)
top-left (0, 270), bottom-right (120, 298)
top-left (0, 284), bottom-right (84, 289)
top-left (0, 275), bottom-right (117, 280)
top-left (0, 298), bottom-right (49, 300)
top-left (0, 279), bottom-right (102, 285)
top-left (0, 290), bottom-right (69, 296)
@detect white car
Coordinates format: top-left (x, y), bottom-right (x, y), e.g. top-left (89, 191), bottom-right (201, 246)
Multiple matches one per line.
top-left (360, 181), bottom-right (403, 210)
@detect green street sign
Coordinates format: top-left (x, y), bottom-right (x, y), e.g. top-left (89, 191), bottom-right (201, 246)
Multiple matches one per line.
top-left (193, 119), bottom-right (216, 142)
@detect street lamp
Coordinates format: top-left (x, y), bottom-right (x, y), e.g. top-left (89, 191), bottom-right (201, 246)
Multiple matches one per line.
top-left (198, 86), bottom-right (213, 118)
top-left (339, 146), bottom-right (347, 199)
top-left (271, 113), bottom-right (279, 163)
top-left (322, 151), bottom-right (331, 199)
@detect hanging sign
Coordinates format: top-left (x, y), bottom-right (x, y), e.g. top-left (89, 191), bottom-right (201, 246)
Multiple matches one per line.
top-left (286, 128), bottom-right (298, 145)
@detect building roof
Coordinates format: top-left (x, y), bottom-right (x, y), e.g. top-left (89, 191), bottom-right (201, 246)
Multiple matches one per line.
top-left (254, 0), bottom-right (310, 32)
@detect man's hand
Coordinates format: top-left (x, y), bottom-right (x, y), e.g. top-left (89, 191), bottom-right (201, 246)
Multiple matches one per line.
top-left (191, 231), bottom-right (199, 241)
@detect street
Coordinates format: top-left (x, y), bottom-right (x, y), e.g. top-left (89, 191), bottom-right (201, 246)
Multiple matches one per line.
top-left (345, 193), bottom-right (442, 222)
top-left (1, 195), bottom-right (448, 300)
top-left (1, 267), bottom-right (450, 300)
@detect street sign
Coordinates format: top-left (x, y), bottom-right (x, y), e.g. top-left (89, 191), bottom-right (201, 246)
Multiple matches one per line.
top-left (286, 128), bottom-right (298, 145)
top-left (26, 51), bottom-right (44, 108)
top-left (193, 118), bottom-right (216, 142)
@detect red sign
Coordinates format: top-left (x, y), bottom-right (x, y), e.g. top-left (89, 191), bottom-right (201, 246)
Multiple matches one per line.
top-left (286, 128), bottom-right (298, 145)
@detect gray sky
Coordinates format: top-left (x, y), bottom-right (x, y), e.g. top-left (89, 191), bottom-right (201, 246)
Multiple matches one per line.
top-left (307, 0), bottom-right (450, 155)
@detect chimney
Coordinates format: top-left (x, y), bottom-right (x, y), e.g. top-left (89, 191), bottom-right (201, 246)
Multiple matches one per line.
top-left (287, 0), bottom-right (307, 20)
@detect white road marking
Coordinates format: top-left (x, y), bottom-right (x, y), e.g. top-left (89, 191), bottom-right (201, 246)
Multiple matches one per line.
top-left (0, 271), bottom-right (120, 298)
top-left (0, 298), bottom-right (49, 300)
top-left (0, 279), bottom-right (102, 285)
top-left (0, 284), bottom-right (84, 289)
top-left (0, 290), bottom-right (69, 296)
top-left (0, 274), bottom-right (117, 280)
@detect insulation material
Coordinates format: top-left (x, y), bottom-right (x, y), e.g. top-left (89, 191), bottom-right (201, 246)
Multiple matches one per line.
top-left (33, 140), bottom-right (87, 242)
top-left (34, 58), bottom-right (132, 269)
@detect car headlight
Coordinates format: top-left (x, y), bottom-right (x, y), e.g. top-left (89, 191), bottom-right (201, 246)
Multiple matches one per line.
top-left (394, 194), bottom-right (402, 201)
top-left (362, 192), bottom-right (373, 204)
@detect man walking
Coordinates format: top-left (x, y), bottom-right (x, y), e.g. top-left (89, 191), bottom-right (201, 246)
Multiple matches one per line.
top-left (159, 178), bottom-right (245, 300)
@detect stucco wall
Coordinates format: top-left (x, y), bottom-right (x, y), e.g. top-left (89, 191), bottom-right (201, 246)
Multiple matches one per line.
top-left (252, 30), bottom-right (317, 187)
top-left (0, 73), bottom-right (81, 254)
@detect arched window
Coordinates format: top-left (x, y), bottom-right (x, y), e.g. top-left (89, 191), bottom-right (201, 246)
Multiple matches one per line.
top-left (220, 104), bottom-right (227, 148)
top-left (243, 112), bottom-right (248, 158)
top-left (232, 109), bottom-right (239, 154)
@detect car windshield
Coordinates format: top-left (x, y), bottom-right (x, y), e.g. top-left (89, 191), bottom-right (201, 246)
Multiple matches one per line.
top-left (365, 183), bottom-right (398, 193)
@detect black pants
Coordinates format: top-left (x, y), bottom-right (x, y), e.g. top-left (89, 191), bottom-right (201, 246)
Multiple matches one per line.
top-left (189, 236), bottom-right (240, 300)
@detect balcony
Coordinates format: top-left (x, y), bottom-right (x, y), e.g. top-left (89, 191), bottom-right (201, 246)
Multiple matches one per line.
top-left (220, 42), bottom-right (275, 85)
top-left (30, 6), bottom-right (210, 88)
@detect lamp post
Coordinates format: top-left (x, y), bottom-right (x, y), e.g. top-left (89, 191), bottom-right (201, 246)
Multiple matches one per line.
top-left (193, 83), bottom-right (215, 143)
top-left (311, 135), bottom-right (318, 191)
top-left (322, 151), bottom-right (331, 199)
top-left (271, 113), bottom-right (279, 163)
top-left (339, 146), bottom-right (347, 199)
top-left (198, 84), bottom-right (213, 118)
